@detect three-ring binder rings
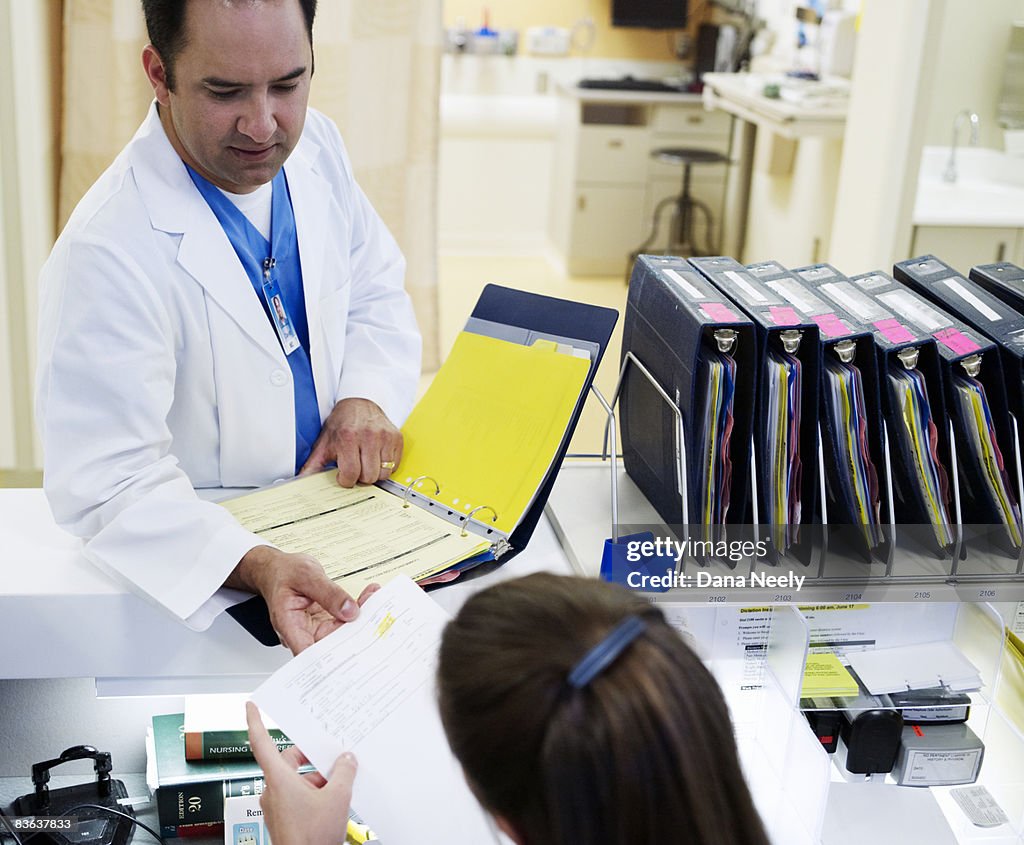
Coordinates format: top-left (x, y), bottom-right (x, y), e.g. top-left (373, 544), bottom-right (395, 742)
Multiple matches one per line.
top-left (225, 285), bottom-right (617, 644)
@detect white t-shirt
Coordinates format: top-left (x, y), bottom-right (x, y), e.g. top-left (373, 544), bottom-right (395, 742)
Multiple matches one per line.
top-left (217, 181), bottom-right (273, 241)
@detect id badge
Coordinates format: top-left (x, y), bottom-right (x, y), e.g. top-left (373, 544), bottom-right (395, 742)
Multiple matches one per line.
top-left (262, 279), bottom-right (301, 355)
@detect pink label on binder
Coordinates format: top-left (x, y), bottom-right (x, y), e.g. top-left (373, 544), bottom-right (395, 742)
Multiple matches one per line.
top-left (934, 327), bottom-right (981, 355)
top-left (702, 302), bottom-right (740, 322)
top-left (812, 313), bottom-right (850, 338)
top-left (874, 318), bottom-right (915, 343)
top-left (769, 306), bottom-right (801, 326)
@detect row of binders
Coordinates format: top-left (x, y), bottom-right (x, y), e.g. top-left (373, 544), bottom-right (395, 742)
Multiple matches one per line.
top-left (620, 254), bottom-right (1024, 567)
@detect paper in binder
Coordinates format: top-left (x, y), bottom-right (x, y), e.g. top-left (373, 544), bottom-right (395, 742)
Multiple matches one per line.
top-left (226, 285), bottom-right (617, 644)
top-left (852, 269), bottom-right (1019, 550)
top-left (794, 263), bottom-right (955, 555)
top-left (620, 255), bottom-right (756, 538)
top-left (689, 256), bottom-right (821, 560)
top-left (748, 260), bottom-right (885, 559)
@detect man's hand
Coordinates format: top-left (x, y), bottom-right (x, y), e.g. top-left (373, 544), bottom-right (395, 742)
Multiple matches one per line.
top-left (300, 397), bottom-right (403, 486)
top-left (246, 702), bottom-right (356, 845)
top-left (227, 546), bottom-right (379, 654)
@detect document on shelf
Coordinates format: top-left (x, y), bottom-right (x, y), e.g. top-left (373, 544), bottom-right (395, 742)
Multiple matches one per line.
top-left (250, 576), bottom-right (499, 845)
top-left (221, 472), bottom-right (491, 599)
top-left (800, 653), bottom-right (859, 698)
top-left (845, 641), bottom-right (981, 695)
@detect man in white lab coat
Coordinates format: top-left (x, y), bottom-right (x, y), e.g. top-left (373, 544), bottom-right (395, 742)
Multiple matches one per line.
top-left (35, 0), bottom-right (421, 653)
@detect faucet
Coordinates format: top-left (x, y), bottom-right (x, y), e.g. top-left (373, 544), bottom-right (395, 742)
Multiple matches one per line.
top-left (942, 109), bottom-right (979, 183)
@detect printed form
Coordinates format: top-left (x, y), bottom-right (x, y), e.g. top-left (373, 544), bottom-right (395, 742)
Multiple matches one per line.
top-left (251, 576), bottom-right (499, 845)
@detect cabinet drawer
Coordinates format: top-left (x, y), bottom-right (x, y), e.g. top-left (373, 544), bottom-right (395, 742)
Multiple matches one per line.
top-left (577, 126), bottom-right (650, 184)
top-left (651, 105), bottom-right (731, 137)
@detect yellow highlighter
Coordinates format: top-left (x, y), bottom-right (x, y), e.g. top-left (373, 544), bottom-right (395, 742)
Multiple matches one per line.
top-left (346, 819), bottom-right (375, 844)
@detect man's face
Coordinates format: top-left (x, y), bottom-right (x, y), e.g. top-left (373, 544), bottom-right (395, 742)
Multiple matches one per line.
top-left (145, 0), bottom-right (312, 194)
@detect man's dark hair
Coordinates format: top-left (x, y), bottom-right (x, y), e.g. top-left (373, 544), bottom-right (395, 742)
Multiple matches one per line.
top-left (141, 0), bottom-right (317, 89)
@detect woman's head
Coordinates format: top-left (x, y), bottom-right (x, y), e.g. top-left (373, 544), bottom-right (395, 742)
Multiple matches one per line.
top-left (437, 573), bottom-right (770, 845)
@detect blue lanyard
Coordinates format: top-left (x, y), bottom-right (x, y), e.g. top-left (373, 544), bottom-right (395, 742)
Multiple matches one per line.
top-left (187, 166), bottom-right (321, 472)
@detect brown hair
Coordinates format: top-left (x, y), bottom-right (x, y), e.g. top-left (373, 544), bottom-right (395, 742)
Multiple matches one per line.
top-left (437, 573), bottom-right (770, 845)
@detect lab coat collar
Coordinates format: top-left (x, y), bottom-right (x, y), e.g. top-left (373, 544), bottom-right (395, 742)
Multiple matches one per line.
top-left (129, 103), bottom-right (332, 399)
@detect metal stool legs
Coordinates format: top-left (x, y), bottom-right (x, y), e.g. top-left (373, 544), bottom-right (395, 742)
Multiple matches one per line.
top-left (628, 160), bottom-right (716, 282)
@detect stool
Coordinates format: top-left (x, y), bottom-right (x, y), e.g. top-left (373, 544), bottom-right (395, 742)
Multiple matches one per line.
top-left (629, 147), bottom-right (730, 274)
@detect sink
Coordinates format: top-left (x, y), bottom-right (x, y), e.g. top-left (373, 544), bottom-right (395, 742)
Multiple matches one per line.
top-left (914, 146), bottom-right (1024, 227)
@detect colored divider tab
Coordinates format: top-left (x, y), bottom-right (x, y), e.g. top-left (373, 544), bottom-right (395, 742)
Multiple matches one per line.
top-left (769, 305), bottom-right (801, 326)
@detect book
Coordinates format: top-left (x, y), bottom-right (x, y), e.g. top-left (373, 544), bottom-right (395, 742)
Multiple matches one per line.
top-left (146, 713), bottom-right (310, 838)
top-left (184, 693), bottom-right (293, 761)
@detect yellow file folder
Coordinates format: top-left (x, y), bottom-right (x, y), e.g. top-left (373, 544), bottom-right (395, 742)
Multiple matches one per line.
top-left (393, 331), bottom-right (590, 536)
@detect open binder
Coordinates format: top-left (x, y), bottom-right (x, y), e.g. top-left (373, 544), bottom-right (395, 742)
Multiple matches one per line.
top-left (227, 284), bottom-right (618, 644)
top-left (794, 263), bottom-right (955, 558)
top-left (689, 256), bottom-right (822, 563)
top-left (747, 260), bottom-right (888, 563)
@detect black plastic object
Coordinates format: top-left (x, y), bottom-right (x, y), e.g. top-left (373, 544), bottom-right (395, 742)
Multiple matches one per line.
top-left (10, 746), bottom-right (134, 845)
top-left (840, 709), bottom-right (904, 774)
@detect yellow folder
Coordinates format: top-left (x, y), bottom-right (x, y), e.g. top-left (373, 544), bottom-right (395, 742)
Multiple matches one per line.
top-left (392, 331), bottom-right (590, 535)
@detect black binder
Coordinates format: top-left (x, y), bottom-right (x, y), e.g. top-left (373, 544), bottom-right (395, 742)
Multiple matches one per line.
top-left (969, 261), bottom-right (1024, 314)
top-left (747, 260), bottom-right (888, 562)
top-left (848, 268), bottom-right (1018, 550)
top-left (229, 284), bottom-right (619, 645)
top-left (620, 255), bottom-right (756, 537)
top-left (968, 262), bottom-right (1024, 431)
top-left (794, 263), bottom-right (955, 557)
top-left (892, 256), bottom-right (1023, 552)
top-left (689, 256), bottom-right (821, 562)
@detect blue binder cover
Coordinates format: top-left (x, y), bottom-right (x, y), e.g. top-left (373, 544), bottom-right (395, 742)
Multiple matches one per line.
top-left (689, 256), bottom-right (821, 563)
top-left (620, 255), bottom-right (756, 535)
top-left (229, 284), bottom-right (619, 645)
top-left (793, 263), bottom-right (955, 556)
top-left (747, 260), bottom-right (887, 562)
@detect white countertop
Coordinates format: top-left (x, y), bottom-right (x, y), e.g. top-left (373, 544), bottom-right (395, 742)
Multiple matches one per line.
top-left (556, 82), bottom-right (704, 105)
top-left (701, 71), bottom-right (848, 139)
top-left (0, 489), bottom-right (574, 687)
top-left (913, 146), bottom-right (1024, 228)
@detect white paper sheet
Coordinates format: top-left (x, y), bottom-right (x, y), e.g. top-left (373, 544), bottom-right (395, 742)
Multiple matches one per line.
top-left (251, 576), bottom-right (500, 845)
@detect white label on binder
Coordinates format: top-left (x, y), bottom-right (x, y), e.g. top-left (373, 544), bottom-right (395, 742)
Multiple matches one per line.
top-left (766, 278), bottom-right (828, 315)
top-left (664, 268), bottom-right (703, 299)
top-left (878, 290), bottom-right (948, 333)
top-left (819, 281), bottom-right (889, 321)
top-left (724, 270), bottom-right (767, 303)
top-left (941, 277), bottom-right (1003, 322)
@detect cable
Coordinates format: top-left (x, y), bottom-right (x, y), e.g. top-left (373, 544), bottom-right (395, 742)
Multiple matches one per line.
top-left (59, 803), bottom-right (168, 839)
top-left (0, 807), bottom-right (26, 845)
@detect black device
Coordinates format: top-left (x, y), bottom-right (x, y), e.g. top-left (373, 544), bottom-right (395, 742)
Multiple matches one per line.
top-left (612, 0), bottom-right (687, 29)
top-left (7, 746), bottom-right (135, 845)
top-left (578, 76), bottom-right (684, 92)
top-left (839, 708), bottom-right (904, 774)
top-left (803, 707), bottom-right (843, 753)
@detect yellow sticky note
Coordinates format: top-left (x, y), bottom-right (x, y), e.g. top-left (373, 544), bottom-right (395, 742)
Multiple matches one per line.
top-left (801, 653), bottom-right (859, 697)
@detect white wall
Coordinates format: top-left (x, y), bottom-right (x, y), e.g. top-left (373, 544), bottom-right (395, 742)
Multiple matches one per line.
top-left (0, 0), bottom-right (59, 473)
top-left (923, 0), bottom-right (1024, 150)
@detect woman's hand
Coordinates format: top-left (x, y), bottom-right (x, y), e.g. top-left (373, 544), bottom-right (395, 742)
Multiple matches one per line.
top-left (246, 701), bottom-right (358, 845)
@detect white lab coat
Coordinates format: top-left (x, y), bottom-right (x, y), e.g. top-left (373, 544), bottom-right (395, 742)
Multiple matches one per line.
top-left (36, 104), bottom-right (422, 624)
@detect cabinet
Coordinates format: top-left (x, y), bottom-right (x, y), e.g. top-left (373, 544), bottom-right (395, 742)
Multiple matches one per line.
top-left (911, 226), bottom-right (1024, 271)
top-left (550, 90), bottom-right (732, 277)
